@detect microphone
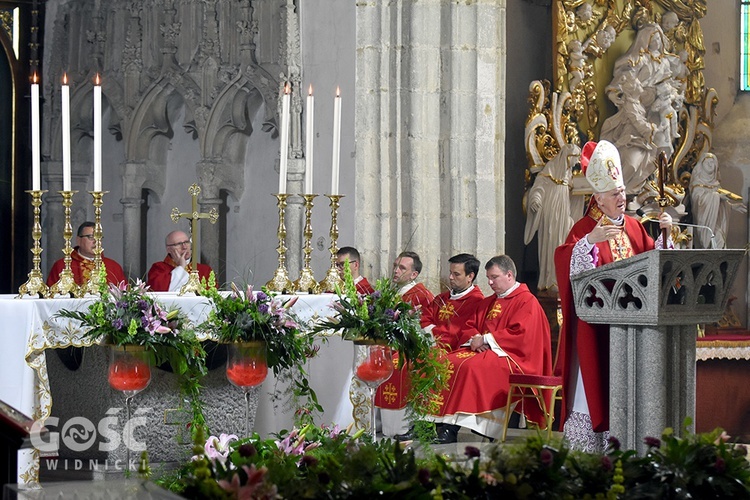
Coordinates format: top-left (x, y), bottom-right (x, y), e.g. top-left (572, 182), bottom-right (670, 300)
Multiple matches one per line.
top-left (635, 208), bottom-right (716, 249)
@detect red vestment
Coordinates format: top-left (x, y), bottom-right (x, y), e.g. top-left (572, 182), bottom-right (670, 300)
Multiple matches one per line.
top-left (421, 286), bottom-right (485, 351)
top-left (430, 284), bottom-right (552, 426)
top-left (47, 248), bottom-right (126, 286)
top-left (375, 282), bottom-right (435, 409)
top-left (146, 255), bottom-right (213, 292)
top-left (355, 277), bottom-right (375, 295)
top-left (554, 204), bottom-right (655, 432)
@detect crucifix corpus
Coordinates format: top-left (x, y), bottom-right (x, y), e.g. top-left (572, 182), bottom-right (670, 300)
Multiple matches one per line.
top-left (170, 183), bottom-right (218, 295)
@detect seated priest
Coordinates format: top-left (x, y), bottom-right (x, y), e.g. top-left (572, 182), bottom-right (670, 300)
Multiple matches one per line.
top-left (554, 140), bottom-right (673, 453)
top-left (47, 221), bottom-right (126, 286)
top-left (375, 251), bottom-right (435, 440)
top-left (430, 255), bottom-right (552, 444)
top-left (147, 230), bottom-right (213, 292)
top-left (421, 253), bottom-right (485, 351)
top-left (335, 246), bottom-right (375, 294)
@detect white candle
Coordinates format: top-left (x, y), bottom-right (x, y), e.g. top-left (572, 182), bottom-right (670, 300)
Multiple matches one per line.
top-left (61, 74), bottom-right (71, 191)
top-left (31, 75), bottom-right (40, 191)
top-left (93, 74), bottom-right (102, 191)
top-left (331, 88), bottom-right (341, 195)
top-left (278, 84), bottom-right (291, 195)
top-left (305, 86), bottom-right (314, 194)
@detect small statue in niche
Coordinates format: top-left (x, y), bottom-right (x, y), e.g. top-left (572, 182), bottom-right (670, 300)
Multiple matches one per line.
top-left (524, 143), bottom-right (580, 293)
top-left (689, 152), bottom-right (747, 249)
top-left (567, 39), bottom-right (586, 91)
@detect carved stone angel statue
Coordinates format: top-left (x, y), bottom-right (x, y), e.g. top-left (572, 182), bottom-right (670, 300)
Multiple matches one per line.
top-left (689, 152), bottom-right (747, 249)
top-left (524, 143), bottom-right (580, 292)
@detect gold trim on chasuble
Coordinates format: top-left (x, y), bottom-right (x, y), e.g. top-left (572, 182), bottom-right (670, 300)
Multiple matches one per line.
top-left (587, 203), bottom-right (634, 262)
top-left (485, 302), bottom-right (503, 320)
top-left (381, 383), bottom-right (399, 405)
top-left (438, 302), bottom-right (456, 322)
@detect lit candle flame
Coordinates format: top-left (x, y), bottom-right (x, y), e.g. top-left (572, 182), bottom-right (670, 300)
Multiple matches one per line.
top-left (308, 84), bottom-right (313, 96)
top-left (284, 83), bottom-right (290, 94)
top-left (32, 73), bottom-right (38, 84)
top-left (95, 73), bottom-right (101, 85)
top-left (63, 73), bottom-right (68, 85)
top-left (336, 86), bottom-right (340, 97)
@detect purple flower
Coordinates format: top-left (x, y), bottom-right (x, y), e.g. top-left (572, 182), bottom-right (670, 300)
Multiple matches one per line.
top-left (256, 291), bottom-right (268, 303)
top-left (384, 309), bottom-right (395, 320)
top-left (464, 446), bottom-right (481, 459)
top-left (601, 455), bottom-right (613, 471)
top-left (299, 455), bottom-right (318, 468)
top-left (204, 433), bottom-right (238, 468)
top-left (238, 443), bottom-right (257, 458)
top-left (643, 436), bottom-right (661, 448)
top-left (417, 468), bottom-right (431, 486)
top-left (258, 303), bottom-right (269, 315)
top-left (137, 300), bottom-right (149, 311)
top-left (371, 291), bottom-right (381, 300)
top-left (111, 318), bottom-right (124, 330)
top-left (367, 305), bottom-right (375, 315)
top-left (714, 456), bottom-right (726, 474)
top-left (540, 448), bottom-right (554, 467)
top-left (607, 436), bottom-right (621, 451)
top-left (116, 301), bottom-right (128, 310)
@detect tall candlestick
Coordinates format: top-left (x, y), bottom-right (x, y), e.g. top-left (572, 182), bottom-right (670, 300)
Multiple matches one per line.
top-left (61, 74), bottom-right (71, 191)
top-left (93, 74), bottom-right (102, 191)
top-left (331, 88), bottom-right (341, 195)
top-left (31, 74), bottom-right (40, 191)
top-left (305, 86), bottom-right (314, 194)
top-left (278, 84), bottom-right (291, 194)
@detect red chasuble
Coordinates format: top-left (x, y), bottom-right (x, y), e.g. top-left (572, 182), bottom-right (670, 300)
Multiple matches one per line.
top-left (421, 286), bottom-right (485, 351)
top-left (430, 283), bottom-right (552, 426)
top-left (374, 282), bottom-right (435, 410)
top-left (355, 277), bottom-right (375, 295)
top-left (554, 202), bottom-right (655, 432)
top-left (47, 248), bottom-right (126, 286)
top-left (146, 255), bottom-right (213, 292)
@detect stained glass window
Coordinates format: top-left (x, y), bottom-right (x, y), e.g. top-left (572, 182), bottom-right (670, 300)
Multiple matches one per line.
top-left (742, 2), bottom-right (750, 90)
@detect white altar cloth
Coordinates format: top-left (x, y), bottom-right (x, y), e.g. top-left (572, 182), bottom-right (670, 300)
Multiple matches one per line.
top-left (0, 292), bottom-right (354, 484)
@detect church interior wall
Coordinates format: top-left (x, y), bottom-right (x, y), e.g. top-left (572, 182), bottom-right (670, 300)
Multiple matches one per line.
top-left (701, 2), bottom-right (749, 327)
top-left (506, 0), bottom-right (553, 289)
top-left (298, 0), bottom-right (357, 282)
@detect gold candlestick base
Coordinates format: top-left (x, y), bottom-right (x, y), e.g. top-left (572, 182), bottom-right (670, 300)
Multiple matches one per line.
top-left (265, 193), bottom-right (294, 293)
top-left (293, 194), bottom-right (320, 294)
top-left (18, 190), bottom-right (49, 298)
top-left (48, 190), bottom-right (82, 298)
top-left (294, 267), bottom-right (319, 294)
top-left (179, 269), bottom-right (203, 295)
top-left (318, 194), bottom-right (344, 293)
top-left (82, 190), bottom-right (109, 296)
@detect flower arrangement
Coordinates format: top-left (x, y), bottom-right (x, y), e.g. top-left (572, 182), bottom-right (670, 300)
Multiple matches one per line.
top-left (57, 278), bottom-right (208, 429)
top-left (155, 424), bottom-right (750, 499)
top-left (313, 262), bottom-right (449, 420)
top-left (200, 274), bottom-right (321, 425)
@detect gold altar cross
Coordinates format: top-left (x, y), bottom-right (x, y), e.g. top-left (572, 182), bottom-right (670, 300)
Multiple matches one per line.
top-left (170, 184), bottom-right (219, 294)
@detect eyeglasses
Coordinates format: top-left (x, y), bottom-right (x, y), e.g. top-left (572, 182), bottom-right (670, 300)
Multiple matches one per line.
top-left (78, 234), bottom-right (95, 241)
top-left (167, 240), bottom-right (191, 248)
top-left (335, 260), bottom-right (357, 269)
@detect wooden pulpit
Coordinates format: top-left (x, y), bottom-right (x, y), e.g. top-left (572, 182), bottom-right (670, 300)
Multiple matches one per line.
top-left (570, 249), bottom-right (744, 454)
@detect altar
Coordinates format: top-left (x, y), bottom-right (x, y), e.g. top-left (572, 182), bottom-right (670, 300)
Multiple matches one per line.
top-left (0, 292), bottom-right (355, 484)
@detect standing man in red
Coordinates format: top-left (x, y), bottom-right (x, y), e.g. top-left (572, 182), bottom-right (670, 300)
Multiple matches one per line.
top-left (421, 253), bottom-right (485, 351)
top-left (47, 221), bottom-right (126, 287)
top-left (554, 140), bottom-right (673, 452)
top-left (335, 246), bottom-right (375, 294)
top-left (430, 255), bottom-right (552, 443)
top-left (376, 251), bottom-right (434, 439)
top-left (147, 230), bottom-right (213, 291)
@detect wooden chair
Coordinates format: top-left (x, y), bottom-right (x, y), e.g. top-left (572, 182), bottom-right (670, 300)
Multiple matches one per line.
top-left (501, 373), bottom-right (563, 442)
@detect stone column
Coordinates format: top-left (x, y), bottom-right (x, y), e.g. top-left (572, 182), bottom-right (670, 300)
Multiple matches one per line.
top-left (120, 161), bottom-right (148, 278)
top-left (42, 161), bottom-right (65, 275)
top-left (355, 0), bottom-right (507, 289)
top-left (285, 158), bottom-right (305, 277)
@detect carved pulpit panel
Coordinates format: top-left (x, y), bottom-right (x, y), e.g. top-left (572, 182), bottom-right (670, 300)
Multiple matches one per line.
top-left (570, 249), bottom-right (744, 326)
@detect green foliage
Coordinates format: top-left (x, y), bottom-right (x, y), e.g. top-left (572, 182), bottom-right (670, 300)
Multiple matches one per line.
top-left (312, 262), bottom-right (450, 420)
top-left (164, 425), bottom-right (750, 499)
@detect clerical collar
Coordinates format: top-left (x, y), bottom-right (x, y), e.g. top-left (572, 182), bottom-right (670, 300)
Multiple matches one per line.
top-left (450, 285), bottom-right (475, 299)
top-left (398, 281), bottom-right (417, 296)
top-left (75, 247), bottom-right (95, 261)
top-left (497, 281), bottom-right (520, 298)
top-left (606, 214), bottom-right (624, 226)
